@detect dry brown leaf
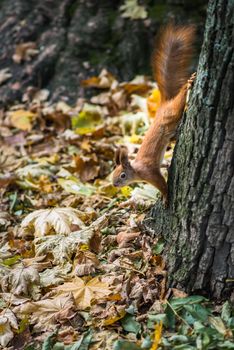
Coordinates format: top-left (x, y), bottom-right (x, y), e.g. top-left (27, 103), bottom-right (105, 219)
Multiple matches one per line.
top-left (72, 154), bottom-right (100, 182)
top-left (1, 265), bottom-right (40, 297)
top-left (17, 295), bottom-right (75, 331)
top-left (171, 288), bottom-right (188, 299)
top-left (73, 250), bottom-right (100, 276)
top-left (56, 276), bottom-right (111, 309)
top-left (0, 309), bottom-right (18, 347)
top-left (81, 69), bottom-right (116, 89)
top-left (116, 231), bottom-right (140, 247)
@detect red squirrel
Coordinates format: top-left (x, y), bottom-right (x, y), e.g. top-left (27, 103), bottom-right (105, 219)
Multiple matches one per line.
top-left (112, 24), bottom-right (196, 203)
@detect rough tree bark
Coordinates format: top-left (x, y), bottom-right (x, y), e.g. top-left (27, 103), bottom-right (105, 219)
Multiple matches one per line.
top-left (146, 0), bottom-right (234, 299)
top-left (0, 0), bottom-right (206, 107)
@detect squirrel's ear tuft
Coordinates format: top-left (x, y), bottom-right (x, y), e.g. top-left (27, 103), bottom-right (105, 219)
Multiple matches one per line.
top-left (115, 148), bottom-right (121, 165)
top-left (120, 147), bottom-right (130, 168)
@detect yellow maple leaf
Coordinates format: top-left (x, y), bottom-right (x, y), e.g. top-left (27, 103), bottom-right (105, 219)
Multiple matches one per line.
top-left (9, 109), bottom-right (36, 131)
top-left (147, 88), bottom-right (161, 118)
top-left (103, 309), bottom-right (126, 326)
top-left (121, 186), bottom-right (132, 198)
top-left (57, 276), bottom-right (111, 309)
top-left (151, 321), bottom-right (163, 350)
top-left (129, 134), bottom-right (143, 144)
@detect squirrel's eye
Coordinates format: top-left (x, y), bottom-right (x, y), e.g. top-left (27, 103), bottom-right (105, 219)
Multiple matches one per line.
top-left (120, 172), bottom-right (126, 179)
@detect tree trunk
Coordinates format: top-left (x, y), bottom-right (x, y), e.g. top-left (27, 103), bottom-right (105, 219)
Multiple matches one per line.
top-left (0, 0), bottom-right (206, 107)
top-left (146, 0), bottom-right (234, 299)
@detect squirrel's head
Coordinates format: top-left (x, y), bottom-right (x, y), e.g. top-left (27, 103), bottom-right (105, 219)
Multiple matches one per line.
top-left (112, 147), bottom-right (136, 187)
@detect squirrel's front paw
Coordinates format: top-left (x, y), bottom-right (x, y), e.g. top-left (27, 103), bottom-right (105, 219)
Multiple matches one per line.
top-left (187, 72), bottom-right (196, 89)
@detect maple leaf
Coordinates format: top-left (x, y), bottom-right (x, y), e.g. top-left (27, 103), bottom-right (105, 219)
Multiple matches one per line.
top-left (57, 276), bottom-right (112, 309)
top-left (1, 265), bottom-right (40, 298)
top-left (16, 295), bottom-right (75, 331)
top-left (34, 214), bottom-right (108, 263)
top-left (0, 309), bottom-right (18, 347)
top-left (147, 88), bottom-right (161, 117)
top-left (151, 321), bottom-right (163, 350)
top-left (21, 207), bottom-right (86, 236)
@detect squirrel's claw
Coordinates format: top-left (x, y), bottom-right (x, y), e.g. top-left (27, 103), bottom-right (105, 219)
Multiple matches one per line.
top-left (187, 72), bottom-right (196, 89)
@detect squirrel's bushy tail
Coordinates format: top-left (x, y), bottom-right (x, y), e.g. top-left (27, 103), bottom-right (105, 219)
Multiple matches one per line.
top-left (152, 23), bottom-right (195, 102)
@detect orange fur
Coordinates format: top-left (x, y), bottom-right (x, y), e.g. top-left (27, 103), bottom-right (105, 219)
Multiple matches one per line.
top-left (112, 24), bottom-right (196, 203)
top-left (152, 23), bottom-right (195, 102)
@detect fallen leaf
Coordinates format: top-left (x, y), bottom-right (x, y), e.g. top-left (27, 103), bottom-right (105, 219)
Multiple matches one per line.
top-left (117, 231), bottom-right (140, 247)
top-left (0, 309), bottom-right (18, 347)
top-left (103, 309), bottom-right (126, 326)
top-left (72, 154), bottom-right (100, 182)
top-left (72, 103), bottom-right (103, 135)
top-left (151, 321), bottom-right (163, 350)
top-left (57, 276), bottom-right (112, 309)
top-left (17, 295), bottom-right (75, 331)
top-left (73, 250), bottom-right (100, 276)
top-left (58, 177), bottom-right (95, 196)
top-left (21, 207), bottom-right (86, 237)
top-left (9, 109), bottom-right (36, 131)
top-left (147, 88), bottom-right (161, 117)
top-left (39, 263), bottom-right (72, 287)
top-left (34, 215), bottom-right (108, 263)
top-left (81, 69), bottom-right (116, 89)
top-left (1, 265), bottom-right (40, 297)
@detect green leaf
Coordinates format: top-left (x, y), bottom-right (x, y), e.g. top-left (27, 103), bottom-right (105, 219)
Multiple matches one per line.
top-left (72, 104), bottom-right (102, 135)
top-left (2, 255), bottom-right (21, 266)
top-left (183, 304), bottom-right (210, 322)
top-left (147, 313), bottom-right (168, 329)
top-left (16, 317), bottom-right (29, 334)
top-left (141, 335), bottom-right (152, 348)
top-left (173, 344), bottom-right (197, 350)
top-left (164, 304), bottom-right (176, 330)
top-left (52, 344), bottom-right (65, 350)
top-left (113, 340), bottom-right (141, 350)
top-left (170, 295), bottom-right (207, 311)
top-left (168, 335), bottom-right (189, 343)
top-left (219, 341), bottom-right (234, 349)
top-left (121, 314), bottom-right (141, 334)
top-left (58, 177), bottom-right (95, 196)
top-left (196, 331), bottom-right (210, 348)
top-left (42, 331), bottom-right (58, 350)
top-left (152, 238), bottom-right (165, 255)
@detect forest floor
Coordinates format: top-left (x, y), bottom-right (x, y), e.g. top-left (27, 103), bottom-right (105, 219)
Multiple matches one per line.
top-left (0, 69), bottom-right (233, 349)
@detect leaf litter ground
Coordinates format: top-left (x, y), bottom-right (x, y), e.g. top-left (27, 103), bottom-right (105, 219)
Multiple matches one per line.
top-left (0, 69), bottom-right (233, 349)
